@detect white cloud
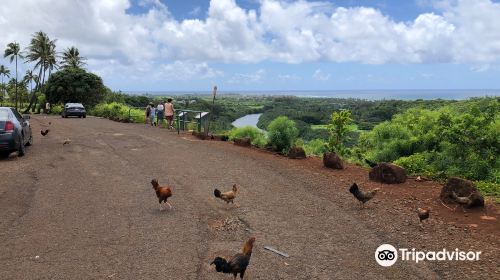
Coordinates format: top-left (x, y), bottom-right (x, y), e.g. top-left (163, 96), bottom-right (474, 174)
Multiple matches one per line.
top-left (312, 69), bottom-right (330, 81)
top-left (1, 0), bottom-right (500, 87)
top-left (156, 61), bottom-right (223, 81)
top-left (228, 69), bottom-right (266, 84)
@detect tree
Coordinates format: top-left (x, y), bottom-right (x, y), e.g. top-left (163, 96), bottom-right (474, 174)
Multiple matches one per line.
top-left (4, 42), bottom-right (23, 109)
top-left (23, 70), bottom-right (38, 108)
top-left (0, 65), bottom-right (10, 103)
top-left (44, 67), bottom-right (106, 107)
top-left (326, 110), bottom-right (353, 156)
top-left (24, 31), bottom-right (57, 113)
top-left (62, 46), bottom-right (86, 69)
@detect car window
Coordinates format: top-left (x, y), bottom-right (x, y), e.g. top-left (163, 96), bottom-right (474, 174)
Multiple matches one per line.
top-left (12, 109), bottom-right (24, 122)
top-left (0, 109), bottom-right (9, 121)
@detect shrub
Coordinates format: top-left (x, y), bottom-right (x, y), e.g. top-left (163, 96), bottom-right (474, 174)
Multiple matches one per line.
top-left (267, 116), bottom-right (299, 154)
top-left (326, 110), bottom-right (353, 156)
top-left (229, 126), bottom-right (267, 148)
top-left (51, 104), bottom-right (63, 115)
top-left (90, 102), bottom-right (145, 123)
top-left (303, 139), bottom-right (328, 156)
top-left (394, 152), bottom-right (434, 177)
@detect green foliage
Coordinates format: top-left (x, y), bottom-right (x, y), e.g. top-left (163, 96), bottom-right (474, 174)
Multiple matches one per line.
top-left (45, 68), bottom-right (106, 107)
top-left (51, 104), bottom-right (63, 114)
top-left (326, 110), bottom-right (353, 156)
top-left (475, 181), bottom-right (500, 197)
top-left (267, 116), bottom-right (299, 154)
top-left (358, 98), bottom-right (500, 182)
top-left (303, 139), bottom-right (328, 156)
top-left (90, 102), bottom-right (145, 123)
top-left (229, 126), bottom-right (267, 148)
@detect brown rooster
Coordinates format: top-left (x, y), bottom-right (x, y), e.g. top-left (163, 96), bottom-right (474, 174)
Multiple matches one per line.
top-left (416, 207), bottom-right (430, 228)
top-left (214, 184), bottom-right (238, 204)
top-left (349, 183), bottom-right (380, 208)
top-left (151, 179), bottom-right (173, 211)
top-left (210, 237), bottom-right (256, 279)
top-left (40, 129), bottom-right (49, 136)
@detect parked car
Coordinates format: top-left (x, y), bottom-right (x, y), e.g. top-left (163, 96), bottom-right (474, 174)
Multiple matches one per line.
top-left (62, 103), bottom-right (86, 118)
top-left (0, 107), bottom-right (33, 158)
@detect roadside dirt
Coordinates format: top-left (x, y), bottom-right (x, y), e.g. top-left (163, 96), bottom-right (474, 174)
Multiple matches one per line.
top-left (0, 115), bottom-right (498, 279)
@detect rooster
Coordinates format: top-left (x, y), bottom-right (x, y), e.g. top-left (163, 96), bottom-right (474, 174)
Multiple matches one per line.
top-left (151, 179), bottom-right (173, 211)
top-left (211, 237), bottom-right (256, 279)
top-left (63, 138), bottom-right (71, 145)
top-left (416, 207), bottom-right (430, 228)
top-left (40, 129), bottom-right (49, 136)
top-left (349, 183), bottom-right (380, 208)
top-left (214, 184), bottom-right (238, 204)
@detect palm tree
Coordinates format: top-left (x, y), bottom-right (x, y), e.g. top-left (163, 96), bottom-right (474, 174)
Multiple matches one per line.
top-left (62, 46), bottom-right (86, 69)
top-left (24, 31), bottom-right (57, 113)
top-left (4, 42), bottom-right (23, 110)
top-left (0, 65), bottom-right (10, 103)
top-left (23, 70), bottom-right (38, 109)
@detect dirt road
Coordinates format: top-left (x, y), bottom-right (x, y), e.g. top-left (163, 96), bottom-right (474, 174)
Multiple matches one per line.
top-left (0, 115), bottom-right (498, 279)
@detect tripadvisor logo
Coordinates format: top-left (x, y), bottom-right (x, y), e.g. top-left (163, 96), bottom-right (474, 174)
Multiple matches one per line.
top-left (375, 244), bottom-right (482, 267)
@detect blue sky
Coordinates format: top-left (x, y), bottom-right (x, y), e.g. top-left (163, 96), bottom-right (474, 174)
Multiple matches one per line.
top-left (1, 0), bottom-right (500, 92)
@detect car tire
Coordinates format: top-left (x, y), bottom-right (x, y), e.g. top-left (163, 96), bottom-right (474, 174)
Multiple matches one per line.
top-left (18, 137), bottom-right (26, 157)
top-left (26, 134), bottom-right (33, 146)
top-left (83, 115), bottom-right (86, 118)
top-left (0, 151), bottom-right (9, 158)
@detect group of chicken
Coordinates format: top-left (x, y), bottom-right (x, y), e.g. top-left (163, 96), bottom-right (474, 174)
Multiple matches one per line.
top-left (151, 179), bottom-right (251, 279)
top-left (40, 123), bottom-right (71, 145)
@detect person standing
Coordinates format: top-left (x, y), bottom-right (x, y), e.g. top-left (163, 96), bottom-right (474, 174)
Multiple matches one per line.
top-left (45, 102), bottom-right (51, 114)
top-left (145, 104), bottom-right (151, 124)
top-left (156, 101), bottom-right (165, 128)
top-left (165, 98), bottom-right (175, 129)
top-left (149, 103), bottom-right (156, 126)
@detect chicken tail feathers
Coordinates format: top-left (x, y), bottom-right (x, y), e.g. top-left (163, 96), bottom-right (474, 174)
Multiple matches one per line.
top-left (210, 257), bottom-right (228, 272)
top-left (214, 189), bottom-right (222, 198)
top-left (349, 183), bottom-right (359, 195)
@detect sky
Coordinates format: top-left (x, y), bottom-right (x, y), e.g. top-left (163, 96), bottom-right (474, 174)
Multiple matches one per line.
top-left (1, 0), bottom-right (500, 92)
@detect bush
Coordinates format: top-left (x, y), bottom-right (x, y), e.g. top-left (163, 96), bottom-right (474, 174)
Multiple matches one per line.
top-left (229, 126), bottom-right (267, 148)
top-left (303, 139), bottom-right (328, 156)
top-left (51, 104), bottom-right (63, 115)
top-left (267, 116), bottom-right (299, 154)
top-left (90, 102), bottom-right (145, 123)
top-left (394, 152), bottom-right (434, 177)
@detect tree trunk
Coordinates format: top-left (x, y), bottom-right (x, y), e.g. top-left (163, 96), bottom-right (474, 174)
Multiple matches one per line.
top-left (15, 56), bottom-right (18, 110)
top-left (24, 67), bottom-right (44, 114)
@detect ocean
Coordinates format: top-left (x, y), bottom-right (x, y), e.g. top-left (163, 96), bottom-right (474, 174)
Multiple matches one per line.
top-left (125, 90), bottom-right (500, 100)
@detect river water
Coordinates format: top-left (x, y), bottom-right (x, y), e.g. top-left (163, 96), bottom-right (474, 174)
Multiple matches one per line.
top-left (232, 113), bottom-right (262, 128)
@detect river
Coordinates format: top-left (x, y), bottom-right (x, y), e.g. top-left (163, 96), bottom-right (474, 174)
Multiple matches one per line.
top-left (232, 113), bottom-right (262, 128)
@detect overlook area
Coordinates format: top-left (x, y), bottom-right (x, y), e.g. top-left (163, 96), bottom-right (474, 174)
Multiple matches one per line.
top-left (0, 115), bottom-right (498, 279)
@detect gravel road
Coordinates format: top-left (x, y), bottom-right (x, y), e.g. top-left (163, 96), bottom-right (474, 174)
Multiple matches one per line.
top-left (0, 115), bottom-right (498, 279)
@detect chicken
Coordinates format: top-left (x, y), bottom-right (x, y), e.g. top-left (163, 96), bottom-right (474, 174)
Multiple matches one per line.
top-left (62, 138), bottom-right (71, 145)
top-left (151, 179), bottom-right (173, 210)
top-left (349, 183), bottom-right (380, 208)
top-left (364, 158), bottom-right (378, 168)
top-left (214, 184), bottom-right (238, 204)
top-left (416, 207), bottom-right (430, 228)
top-left (211, 237), bottom-right (256, 279)
top-left (451, 191), bottom-right (473, 212)
top-left (40, 129), bottom-right (49, 136)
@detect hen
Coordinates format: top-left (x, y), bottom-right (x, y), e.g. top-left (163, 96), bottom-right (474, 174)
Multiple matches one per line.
top-left (349, 183), bottom-right (380, 208)
top-left (40, 129), bottom-right (49, 136)
top-left (214, 184), bottom-right (238, 204)
top-left (151, 179), bottom-right (173, 210)
top-left (211, 237), bottom-right (256, 279)
top-left (416, 207), bottom-right (430, 227)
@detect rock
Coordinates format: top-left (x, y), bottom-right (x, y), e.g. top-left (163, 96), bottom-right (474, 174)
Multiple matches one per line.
top-left (440, 177), bottom-right (484, 208)
top-left (323, 152), bottom-right (344, 169)
top-left (288, 146), bottom-right (306, 159)
top-left (234, 137), bottom-right (251, 147)
top-left (368, 163), bottom-right (407, 184)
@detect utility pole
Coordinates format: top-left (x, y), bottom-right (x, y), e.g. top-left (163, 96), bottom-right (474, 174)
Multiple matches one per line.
top-left (206, 85), bottom-right (217, 137)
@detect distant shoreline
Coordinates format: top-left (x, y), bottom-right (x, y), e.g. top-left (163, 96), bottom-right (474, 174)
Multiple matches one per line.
top-left (122, 89), bottom-right (500, 100)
